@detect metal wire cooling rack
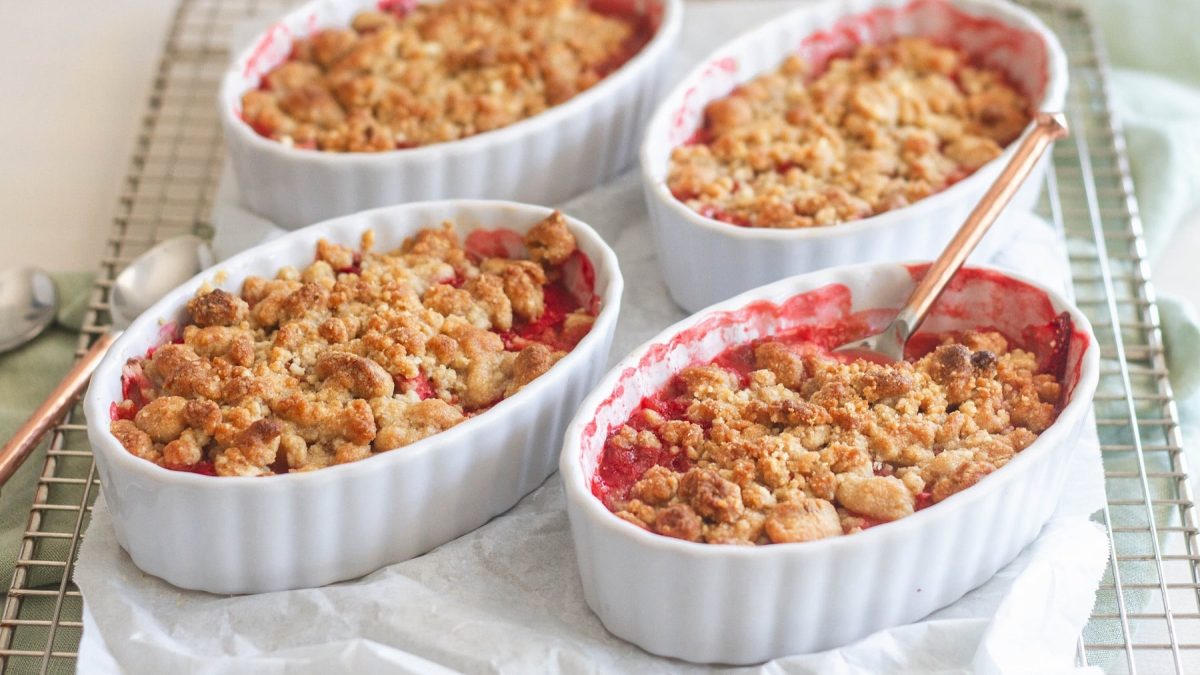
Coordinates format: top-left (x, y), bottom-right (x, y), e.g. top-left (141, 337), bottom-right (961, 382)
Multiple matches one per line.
top-left (0, 0), bottom-right (1195, 672)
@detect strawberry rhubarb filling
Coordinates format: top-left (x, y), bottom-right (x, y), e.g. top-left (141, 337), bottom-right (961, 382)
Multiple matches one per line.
top-left (668, 37), bottom-right (1032, 229)
top-left (594, 324), bottom-right (1066, 544)
top-left (241, 0), bottom-right (654, 152)
top-left (110, 212), bottom-right (597, 477)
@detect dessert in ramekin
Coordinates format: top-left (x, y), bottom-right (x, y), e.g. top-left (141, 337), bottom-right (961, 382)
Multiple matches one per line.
top-left (561, 262), bottom-right (1097, 663)
top-left (84, 201), bottom-right (622, 594)
top-left (596, 329), bottom-right (1062, 545)
top-left (221, 0), bottom-right (681, 229)
top-left (640, 0), bottom-right (1068, 312)
top-left (668, 37), bottom-right (1031, 230)
top-left (242, 1), bottom-right (653, 152)
top-left (109, 212), bottom-right (596, 477)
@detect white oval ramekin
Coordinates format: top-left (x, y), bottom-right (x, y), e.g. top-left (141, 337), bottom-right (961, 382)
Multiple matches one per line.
top-left (84, 200), bottom-right (623, 595)
top-left (560, 261), bottom-right (1098, 664)
top-left (220, 0), bottom-right (682, 230)
top-left (640, 0), bottom-right (1068, 313)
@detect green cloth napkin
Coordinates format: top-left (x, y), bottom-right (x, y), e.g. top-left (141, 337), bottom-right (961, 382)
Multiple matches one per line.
top-left (1071, 1), bottom-right (1200, 663)
top-left (0, 273), bottom-right (93, 599)
top-left (1090, 3), bottom-right (1200, 475)
top-left (1091, 1), bottom-right (1200, 92)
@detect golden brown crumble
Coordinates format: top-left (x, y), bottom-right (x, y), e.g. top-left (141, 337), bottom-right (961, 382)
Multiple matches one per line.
top-left (241, 0), bottom-right (646, 151)
top-left (599, 331), bottom-right (1060, 545)
top-left (110, 212), bottom-right (595, 477)
top-left (667, 37), bottom-right (1032, 228)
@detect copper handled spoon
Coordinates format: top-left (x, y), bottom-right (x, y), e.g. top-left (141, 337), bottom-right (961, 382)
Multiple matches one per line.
top-left (0, 236), bottom-right (212, 485)
top-left (833, 112), bottom-right (1069, 363)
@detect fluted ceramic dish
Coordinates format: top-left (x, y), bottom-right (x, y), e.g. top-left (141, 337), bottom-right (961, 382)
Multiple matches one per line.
top-left (221, 0), bottom-right (682, 229)
top-left (640, 0), bottom-right (1068, 312)
top-left (560, 261), bottom-right (1098, 663)
top-left (84, 200), bottom-right (623, 594)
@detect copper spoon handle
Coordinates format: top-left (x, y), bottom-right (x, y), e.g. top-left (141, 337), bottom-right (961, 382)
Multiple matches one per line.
top-left (880, 112), bottom-right (1068, 356)
top-left (0, 332), bottom-right (117, 486)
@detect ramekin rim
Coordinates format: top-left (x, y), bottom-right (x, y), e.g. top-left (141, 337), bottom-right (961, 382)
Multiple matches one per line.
top-left (84, 199), bottom-right (624, 489)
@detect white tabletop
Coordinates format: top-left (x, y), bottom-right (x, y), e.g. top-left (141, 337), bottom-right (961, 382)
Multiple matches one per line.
top-left (0, 0), bottom-right (1195, 312)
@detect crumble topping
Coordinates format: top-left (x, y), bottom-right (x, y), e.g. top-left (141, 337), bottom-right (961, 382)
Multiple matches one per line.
top-left (596, 330), bottom-right (1061, 545)
top-left (110, 212), bottom-right (597, 477)
top-left (667, 37), bottom-right (1032, 228)
top-left (241, 0), bottom-right (649, 151)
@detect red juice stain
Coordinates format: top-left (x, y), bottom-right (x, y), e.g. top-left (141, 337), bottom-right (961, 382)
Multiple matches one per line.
top-left (465, 229), bottom-right (528, 260)
top-left (903, 332), bottom-right (943, 361)
top-left (1023, 311), bottom-right (1073, 382)
top-left (670, 188), bottom-right (697, 202)
top-left (593, 440), bottom-right (690, 505)
top-left (471, 233), bottom-right (598, 353)
top-left (561, 249), bottom-right (598, 314)
top-left (711, 343), bottom-right (758, 386)
top-left (638, 388), bottom-right (690, 423)
top-left (243, 113), bottom-right (276, 139)
top-left (697, 204), bottom-right (750, 227)
top-left (268, 452), bottom-right (290, 476)
top-left (114, 337), bottom-right (179, 421)
top-left (377, 0), bottom-right (418, 16)
top-left (119, 369), bottom-right (152, 415)
top-left (681, 127), bottom-right (712, 147)
top-left (337, 253), bottom-right (363, 276)
top-left (847, 515), bottom-right (887, 532)
top-left (242, 22), bottom-right (290, 80)
top-left (400, 373), bottom-right (436, 400)
top-left (109, 401), bottom-right (136, 422)
top-left (588, 0), bottom-right (660, 77)
top-left (500, 281), bottom-right (583, 352)
top-left (166, 461), bottom-right (217, 477)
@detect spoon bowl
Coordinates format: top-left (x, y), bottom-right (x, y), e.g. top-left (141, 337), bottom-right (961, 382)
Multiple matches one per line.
top-left (0, 268), bottom-right (58, 354)
top-left (111, 235), bottom-right (213, 329)
top-left (0, 234), bottom-right (212, 485)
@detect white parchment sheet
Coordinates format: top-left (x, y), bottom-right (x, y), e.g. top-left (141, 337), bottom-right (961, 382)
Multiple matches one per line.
top-left (75, 2), bottom-right (1110, 673)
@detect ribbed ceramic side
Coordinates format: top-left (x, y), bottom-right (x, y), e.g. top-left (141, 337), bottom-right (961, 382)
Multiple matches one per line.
top-left (219, 0), bottom-right (682, 230)
top-left (84, 201), bottom-right (623, 595)
top-left (560, 262), bottom-right (1099, 664)
top-left (644, 158), bottom-right (1047, 313)
top-left (567, 389), bottom-right (1081, 663)
top-left (639, 0), bottom-right (1068, 313)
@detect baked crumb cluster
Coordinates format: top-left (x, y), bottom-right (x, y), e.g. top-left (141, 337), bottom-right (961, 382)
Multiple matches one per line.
top-left (668, 37), bottom-right (1032, 228)
top-left (598, 330), bottom-right (1061, 544)
top-left (110, 213), bottom-right (596, 477)
top-left (241, 0), bottom-right (644, 151)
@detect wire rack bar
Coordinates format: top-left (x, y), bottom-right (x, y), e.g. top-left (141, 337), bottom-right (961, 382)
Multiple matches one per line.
top-left (0, 0), bottom-right (1195, 672)
top-left (1026, 2), bottom-right (1200, 672)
